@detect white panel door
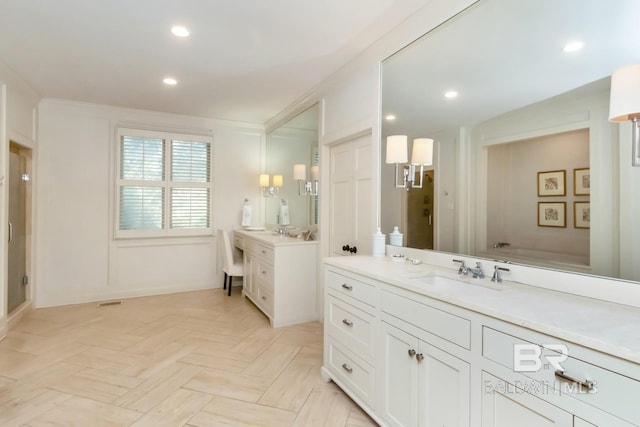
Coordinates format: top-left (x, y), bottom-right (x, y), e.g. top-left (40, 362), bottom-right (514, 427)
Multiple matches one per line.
top-left (329, 134), bottom-right (373, 257)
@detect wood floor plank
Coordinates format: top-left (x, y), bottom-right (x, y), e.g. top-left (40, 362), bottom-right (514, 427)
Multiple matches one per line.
top-left (258, 361), bottom-right (328, 411)
top-left (23, 396), bottom-right (144, 427)
top-left (115, 362), bottom-right (202, 412)
top-left (291, 388), bottom-right (354, 427)
top-left (0, 290), bottom-right (377, 426)
top-left (183, 367), bottom-right (273, 402)
top-left (189, 395), bottom-right (297, 427)
top-left (48, 367), bottom-right (143, 403)
top-left (0, 389), bottom-right (72, 427)
top-left (129, 388), bottom-right (212, 427)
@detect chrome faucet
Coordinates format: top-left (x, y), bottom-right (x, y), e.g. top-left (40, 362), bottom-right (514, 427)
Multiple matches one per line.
top-left (467, 262), bottom-right (484, 278)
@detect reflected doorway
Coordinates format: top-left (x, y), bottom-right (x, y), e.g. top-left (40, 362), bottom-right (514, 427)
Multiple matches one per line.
top-left (406, 170), bottom-right (434, 249)
top-left (8, 142), bottom-right (31, 314)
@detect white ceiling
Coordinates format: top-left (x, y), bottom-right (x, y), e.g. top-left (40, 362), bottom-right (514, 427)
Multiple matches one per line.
top-left (0, 0), bottom-right (428, 124)
top-left (382, 0), bottom-right (640, 138)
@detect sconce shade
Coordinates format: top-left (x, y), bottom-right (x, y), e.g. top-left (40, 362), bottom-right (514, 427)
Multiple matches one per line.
top-left (259, 174), bottom-right (270, 187)
top-left (272, 174), bottom-right (283, 188)
top-left (609, 63), bottom-right (640, 121)
top-left (411, 138), bottom-right (434, 165)
top-left (293, 164), bottom-right (306, 180)
top-left (310, 165), bottom-right (319, 181)
top-left (386, 135), bottom-right (408, 163)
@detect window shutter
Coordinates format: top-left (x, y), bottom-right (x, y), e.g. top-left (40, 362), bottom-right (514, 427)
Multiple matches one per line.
top-left (170, 140), bottom-right (211, 229)
top-left (170, 188), bottom-right (210, 229)
top-left (171, 140), bottom-right (210, 182)
top-left (119, 187), bottom-right (165, 230)
top-left (121, 136), bottom-right (165, 180)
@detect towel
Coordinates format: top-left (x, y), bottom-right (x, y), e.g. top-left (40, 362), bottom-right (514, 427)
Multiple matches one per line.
top-left (280, 199), bottom-right (290, 226)
top-left (241, 201), bottom-right (252, 227)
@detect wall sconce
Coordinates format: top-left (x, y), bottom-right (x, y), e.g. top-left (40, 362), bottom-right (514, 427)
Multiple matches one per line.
top-left (609, 62), bottom-right (640, 166)
top-left (293, 164), bottom-right (319, 196)
top-left (260, 173), bottom-right (282, 197)
top-left (386, 135), bottom-right (434, 190)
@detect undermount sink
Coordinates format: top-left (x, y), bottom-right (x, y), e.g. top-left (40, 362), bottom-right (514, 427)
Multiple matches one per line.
top-left (407, 274), bottom-right (503, 291)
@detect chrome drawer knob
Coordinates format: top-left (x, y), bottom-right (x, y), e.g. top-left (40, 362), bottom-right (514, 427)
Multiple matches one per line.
top-left (408, 349), bottom-right (416, 358)
top-left (416, 353), bottom-right (424, 362)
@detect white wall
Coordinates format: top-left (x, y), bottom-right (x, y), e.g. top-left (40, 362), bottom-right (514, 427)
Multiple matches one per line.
top-left (486, 129), bottom-right (590, 261)
top-left (0, 60), bottom-right (40, 337)
top-left (36, 100), bottom-right (263, 307)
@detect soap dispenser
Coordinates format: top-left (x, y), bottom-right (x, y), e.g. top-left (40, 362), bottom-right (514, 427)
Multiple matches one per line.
top-left (389, 226), bottom-right (403, 246)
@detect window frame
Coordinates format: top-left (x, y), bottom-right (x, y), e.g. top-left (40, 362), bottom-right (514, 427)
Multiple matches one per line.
top-left (115, 127), bottom-right (214, 239)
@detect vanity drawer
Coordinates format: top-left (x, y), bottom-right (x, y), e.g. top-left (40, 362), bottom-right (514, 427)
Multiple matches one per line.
top-left (256, 285), bottom-right (274, 317)
top-left (246, 240), bottom-right (274, 263)
top-left (482, 327), bottom-right (640, 425)
top-left (381, 290), bottom-right (471, 350)
top-left (232, 233), bottom-right (244, 250)
top-left (253, 262), bottom-right (274, 289)
top-left (326, 295), bottom-right (376, 362)
top-left (326, 269), bottom-right (377, 307)
top-left (327, 338), bottom-right (375, 407)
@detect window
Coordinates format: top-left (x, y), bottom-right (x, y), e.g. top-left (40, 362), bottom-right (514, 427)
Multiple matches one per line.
top-left (116, 128), bottom-right (213, 238)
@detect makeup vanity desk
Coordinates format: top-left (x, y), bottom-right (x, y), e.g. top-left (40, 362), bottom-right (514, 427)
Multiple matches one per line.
top-left (233, 229), bottom-right (318, 327)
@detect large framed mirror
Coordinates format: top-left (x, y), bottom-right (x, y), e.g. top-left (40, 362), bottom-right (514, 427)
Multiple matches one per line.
top-left (381, 0), bottom-right (640, 282)
top-left (265, 103), bottom-right (319, 229)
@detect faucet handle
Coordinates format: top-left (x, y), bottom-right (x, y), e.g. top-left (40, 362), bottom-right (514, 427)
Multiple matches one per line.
top-left (491, 265), bottom-right (510, 282)
top-left (453, 259), bottom-right (466, 274)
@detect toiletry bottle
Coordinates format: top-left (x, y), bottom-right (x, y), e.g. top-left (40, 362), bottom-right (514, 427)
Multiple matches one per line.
top-left (389, 226), bottom-right (403, 246)
top-left (372, 228), bottom-right (386, 257)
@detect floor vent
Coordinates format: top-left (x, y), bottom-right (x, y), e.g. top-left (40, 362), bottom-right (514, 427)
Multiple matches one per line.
top-left (97, 301), bottom-right (122, 307)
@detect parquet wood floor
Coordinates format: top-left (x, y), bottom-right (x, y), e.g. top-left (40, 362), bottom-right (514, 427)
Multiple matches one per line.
top-left (0, 289), bottom-right (377, 426)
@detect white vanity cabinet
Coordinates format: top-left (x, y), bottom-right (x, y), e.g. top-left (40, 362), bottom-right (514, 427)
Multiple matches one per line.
top-left (380, 321), bottom-right (470, 427)
top-left (322, 257), bottom-right (640, 427)
top-left (234, 230), bottom-right (317, 328)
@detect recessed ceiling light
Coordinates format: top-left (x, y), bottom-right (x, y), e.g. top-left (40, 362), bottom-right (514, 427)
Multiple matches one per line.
top-left (444, 90), bottom-right (458, 99)
top-left (385, 115), bottom-right (396, 121)
top-left (171, 25), bottom-right (190, 37)
top-left (163, 77), bottom-right (177, 85)
top-left (563, 41), bottom-right (584, 53)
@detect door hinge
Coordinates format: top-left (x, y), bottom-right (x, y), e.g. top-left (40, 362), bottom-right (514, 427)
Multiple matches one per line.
top-left (23, 275), bottom-right (29, 286)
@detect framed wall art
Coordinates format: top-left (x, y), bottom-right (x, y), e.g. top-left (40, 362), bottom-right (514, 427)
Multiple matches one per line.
top-left (537, 170), bottom-right (566, 197)
top-left (538, 202), bottom-right (566, 228)
top-left (574, 168), bottom-right (590, 196)
top-left (574, 201), bottom-right (590, 229)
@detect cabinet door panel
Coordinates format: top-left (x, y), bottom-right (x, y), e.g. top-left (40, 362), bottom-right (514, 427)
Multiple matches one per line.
top-left (419, 343), bottom-right (470, 427)
top-left (381, 322), bottom-right (419, 427)
top-left (481, 372), bottom-right (572, 427)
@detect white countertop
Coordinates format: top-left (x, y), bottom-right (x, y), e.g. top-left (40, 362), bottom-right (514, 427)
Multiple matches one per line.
top-left (325, 255), bottom-right (640, 365)
top-left (234, 229), bottom-right (318, 247)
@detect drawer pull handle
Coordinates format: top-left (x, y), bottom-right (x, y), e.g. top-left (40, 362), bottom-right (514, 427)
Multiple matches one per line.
top-left (261, 296), bottom-right (267, 300)
top-left (342, 363), bottom-right (353, 374)
top-left (416, 353), bottom-right (424, 362)
top-left (341, 284), bottom-right (353, 291)
top-left (554, 370), bottom-right (595, 391)
top-left (342, 319), bottom-right (353, 327)
top-left (408, 349), bottom-right (416, 358)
